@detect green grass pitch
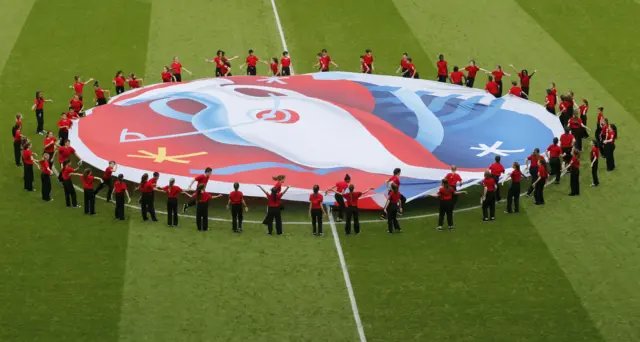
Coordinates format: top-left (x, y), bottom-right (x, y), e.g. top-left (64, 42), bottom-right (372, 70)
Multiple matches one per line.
top-left (1, 0), bottom-right (640, 341)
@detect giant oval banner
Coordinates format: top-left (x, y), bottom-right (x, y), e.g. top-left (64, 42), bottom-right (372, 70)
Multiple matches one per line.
top-left (69, 72), bottom-right (564, 209)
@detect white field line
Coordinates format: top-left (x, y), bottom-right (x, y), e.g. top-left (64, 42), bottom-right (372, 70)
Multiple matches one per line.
top-left (269, 0), bottom-right (294, 75)
top-left (327, 205), bottom-right (367, 342)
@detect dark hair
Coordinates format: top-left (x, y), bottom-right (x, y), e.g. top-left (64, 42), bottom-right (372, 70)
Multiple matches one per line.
top-left (13, 123), bottom-right (20, 131)
top-left (441, 178), bottom-right (449, 189)
top-left (553, 137), bottom-right (559, 145)
top-left (24, 142), bottom-right (31, 150)
top-left (546, 89), bottom-right (552, 95)
top-left (522, 69), bottom-right (528, 75)
top-left (169, 178), bottom-right (175, 186)
top-left (344, 174), bottom-right (351, 182)
top-left (610, 124), bottom-right (618, 138)
top-left (513, 162), bottom-right (520, 171)
top-left (313, 184), bottom-right (320, 194)
top-left (321, 49), bottom-right (327, 53)
top-left (282, 51), bottom-right (289, 56)
top-left (63, 160), bottom-right (71, 167)
top-left (272, 57), bottom-right (278, 64)
top-left (407, 57), bottom-right (412, 62)
top-left (484, 171), bottom-right (491, 179)
top-left (270, 187), bottom-right (278, 201)
top-left (597, 106), bottom-right (604, 112)
top-left (365, 49), bottom-right (371, 53)
top-left (153, 172), bottom-right (159, 178)
top-left (488, 75), bottom-right (493, 81)
top-left (248, 49), bottom-right (254, 54)
top-left (402, 52), bottom-right (408, 57)
top-left (205, 167), bottom-right (212, 173)
top-left (533, 148), bottom-right (540, 156)
top-left (74, 76), bottom-right (80, 81)
top-left (272, 175), bottom-right (285, 181)
top-left (540, 159), bottom-right (547, 167)
top-left (233, 182), bottom-right (240, 190)
top-left (359, 55), bottom-right (364, 59)
top-left (130, 73), bottom-right (136, 79)
top-left (564, 127), bottom-right (570, 134)
top-left (393, 168), bottom-right (401, 176)
top-left (83, 168), bottom-right (91, 177)
top-left (93, 81), bottom-right (99, 87)
top-left (511, 80), bottom-right (517, 86)
top-left (216, 50), bottom-right (222, 56)
top-left (117, 174), bottom-right (124, 181)
top-left (453, 66), bottom-right (459, 72)
top-left (141, 173), bottom-right (149, 184)
top-left (36, 91), bottom-right (42, 98)
top-left (115, 70), bottom-right (122, 77)
top-left (348, 184), bottom-right (355, 192)
top-left (316, 52), bottom-right (322, 57)
top-left (495, 156), bottom-right (501, 163)
top-left (438, 54), bottom-right (444, 60)
top-left (583, 99), bottom-right (589, 106)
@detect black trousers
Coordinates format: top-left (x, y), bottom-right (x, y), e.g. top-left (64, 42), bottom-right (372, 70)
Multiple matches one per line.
top-left (482, 192), bottom-right (496, 219)
top-left (63, 179), bottom-right (77, 207)
top-left (35, 109), bottom-right (44, 133)
top-left (560, 114), bottom-right (570, 128)
top-left (247, 66), bottom-right (257, 76)
top-left (581, 115), bottom-right (589, 136)
top-left (97, 98), bottom-right (107, 106)
top-left (562, 148), bottom-right (572, 165)
top-left (497, 80), bottom-right (503, 97)
top-left (13, 141), bottom-right (21, 166)
top-left (58, 129), bottom-right (69, 146)
top-left (311, 208), bottom-right (323, 234)
top-left (24, 164), bottom-right (34, 191)
top-left (546, 107), bottom-right (556, 115)
top-left (604, 143), bottom-right (615, 171)
top-left (167, 197), bottom-right (179, 226)
top-left (570, 168), bottom-right (580, 195)
top-left (174, 73), bottom-right (182, 82)
top-left (263, 206), bottom-right (282, 234)
top-left (437, 75), bottom-right (447, 83)
top-left (466, 77), bottom-right (475, 88)
top-left (381, 194), bottom-right (406, 218)
top-left (141, 192), bottom-right (157, 221)
top-left (527, 166), bottom-right (538, 195)
top-left (534, 178), bottom-right (545, 204)
top-left (196, 202), bottom-right (209, 231)
top-left (95, 177), bottom-right (114, 201)
top-left (84, 189), bottom-right (96, 214)
top-left (115, 193), bottom-right (125, 220)
top-left (401, 68), bottom-right (409, 78)
top-left (549, 157), bottom-right (561, 183)
top-left (116, 86), bottom-right (125, 94)
top-left (386, 203), bottom-right (400, 233)
top-left (493, 175), bottom-right (502, 202)
top-left (506, 182), bottom-right (520, 213)
top-left (438, 199), bottom-right (454, 227)
top-left (185, 198), bottom-right (197, 210)
top-left (231, 203), bottom-right (243, 231)
top-left (334, 194), bottom-right (346, 220)
top-left (522, 86), bottom-right (530, 97)
top-left (281, 66), bottom-right (291, 76)
top-left (41, 173), bottom-right (51, 201)
top-left (572, 128), bottom-right (583, 151)
top-left (591, 159), bottom-right (599, 186)
top-left (345, 207), bottom-right (360, 234)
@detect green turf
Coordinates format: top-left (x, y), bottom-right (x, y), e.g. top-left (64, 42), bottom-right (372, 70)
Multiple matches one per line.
top-left (2, 0), bottom-right (640, 341)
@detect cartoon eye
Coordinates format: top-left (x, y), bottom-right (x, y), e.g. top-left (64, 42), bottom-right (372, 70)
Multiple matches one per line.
top-left (165, 98), bottom-right (207, 115)
top-left (254, 109), bottom-right (300, 124)
top-left (230, 87), bottom-right (287, 98)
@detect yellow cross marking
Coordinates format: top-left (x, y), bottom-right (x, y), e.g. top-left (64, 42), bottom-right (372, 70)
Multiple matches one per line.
top-left (127, 147), bottom-right (207, 164)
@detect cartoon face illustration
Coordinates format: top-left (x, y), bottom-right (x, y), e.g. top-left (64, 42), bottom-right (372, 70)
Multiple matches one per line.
top-left (70, 73), bottom-right (563, 209)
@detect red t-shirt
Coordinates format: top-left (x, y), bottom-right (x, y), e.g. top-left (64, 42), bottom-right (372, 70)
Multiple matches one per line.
top-left (547, 144), bottom-right (562, 158)
top-left (545, 94), bottom-right (556, 108)
top-left (95, 88), bottom-right (105, 99)
top-left (486, 81), bottom-right (499, 95)
top-left (518, 73), bottom-right (531, 87)
top-left (361, 62), bottom-right (369, 73)
top-left (34, 98), bottom-right (44, 110)
top-left (82, 175), bottom-right (95, 190)
top-left (569, 117), bottom-right (583, 129)
top-left (510, 169), bottom-right (522, 183)
top-left (161, 71), bottom-right (172, 82)
top-left (436, 60), bottom-right (447, 76)
top-left (70, 98), bottom-right (83, 112)
top-left (281, 57), bottom-right (291, 67)
top-left (491, 70), bottom-right (505, 82)
top-left (465, 65), bottom-right (479, 78)
top-left (600, 124), bottom-right (609, 138)
top-left (114, 76), bottom-right (126, 87)
top-left (246, 55), bottom-right (259, 67)
top-left (270, 62), bottom-right (279, 75)
top-left (483, 177), bottom-right (496, 192)
top-left (363, 55), bottom-right (374, 65)
top-left (445, 172), bottom-right (462, 187)
top-left (527, 154), bottom-right (541, 167)
top-left (607, 130), bottom-right (616, 143)
top-left (389, 175), bottom-right (401, 190)
top-left (220, 63), bottom-right (230, 76)
top-left (343, 191), bottom-right (363, 208)
top-left (596, 113), bottom-right (604, 126)
top-left (114, 181), bottom-right (127, 193)
top-left (73, 82), bottom-right (84, 94)
top-left (229, 190), bottom-right (244, 204)
top-left (551, 88), bottom-right (557, 97)
top-left (163, 185), bottom-right (182, 198)
top-left (400, 59), bottom-right (410, 69)
top-left (22, 150), bottom-right (33, 165)
top-left (560, 133), bottom-right (575, 148)
top-left (267, 192), bottom-right (284, 207)
top-left (62, 165), bottom-right (75, 180)
top-left (438, 187), bottom-right (453, 200)
top-left (408, 64), bottom-right (417, 76)
top-left (104, 166), bottom-right (113, 179)
top-left (13, 130), bottom-right (21, 142)
top-left (195, 174), bottom-right (209, 186)
top-left (194, 192), bottom-right (212, 203)
top-left (538, 165), bottom-right (548, 179)
top-left (66, 111), bottom-right (79, 120)
top-left (171, 62), bottom-right (182, 74)
top-left (571, 156), bottom-right (580, 169)
top-left (320, 55), bottom-right (331, 71)
top-left (590, 146), bottom-right (600, 160)
top-left (450, 71), bottom-right (464, 84)
top-left (58, 118), bottom-right (71, 132)
top-left (128, 79), bottom-right (140, 88)
top-left (40, 160), bottom-right (52, 175)
top-left (489, 163), bottom-right (505, 177)
top-left (58, 146), bottom-right (75, 163)
top-left (579, 105), bottom-right (588, 116)
top-left (43, 137), bottom-right (56, 153)
top-left (140, 180), bottom-right (155, 193)
top-left (388, 191), bottom-right (402, 204)
top-left (336, 181), bottom-right (348, 193)
top-left (16, 119), bottom-right (22, 128)
top-left (309, 193), bottom-right (323, 209)
top-left (214, 56), bottom-right (224, 68)
top-left (509, 86), bottom-right (522, 96)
